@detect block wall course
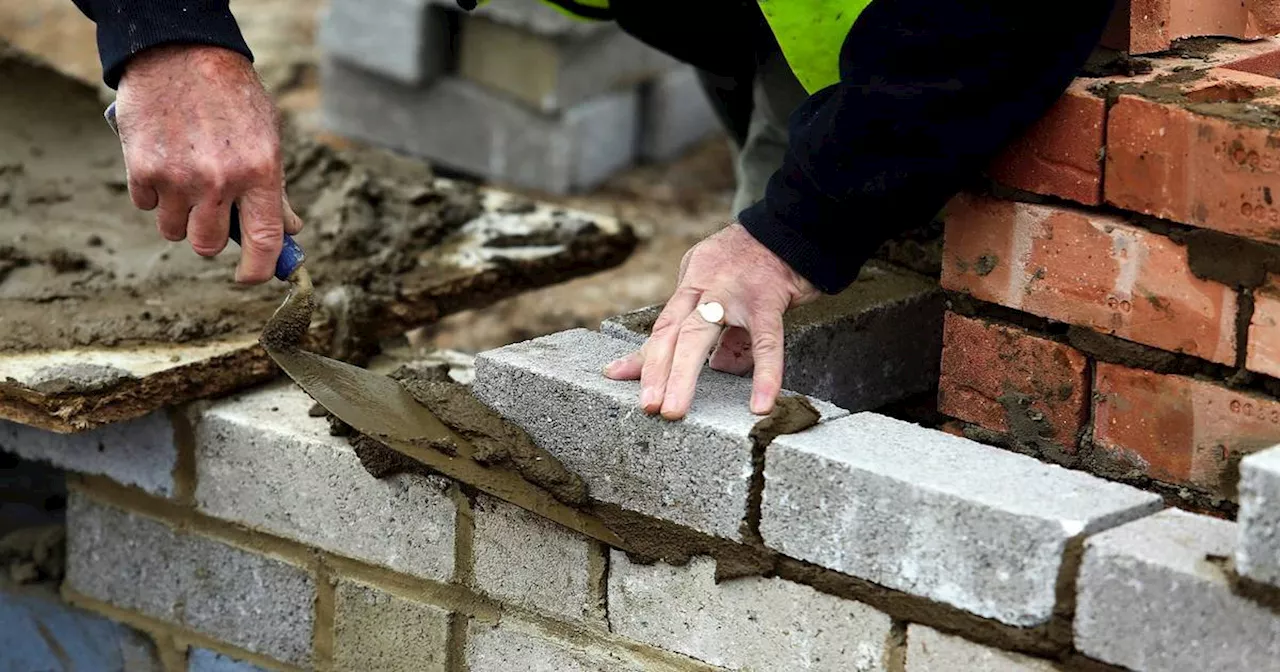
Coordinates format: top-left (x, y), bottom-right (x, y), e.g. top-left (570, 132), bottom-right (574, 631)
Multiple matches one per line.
top-left (65, 493), bottom-right (315, 666)
top-left (1075, 508), bottom-right (1280, 671)
top-left (1, 580), bottom-right (163, 672)
top-left (938, 312), bottom-right (1090, 451)
top-left (608, 553), bottom-right (894, 671)
top-left (760, 411), bottom-right (1163, 627)
top-left (1236, 445), bottom-right (1280, 586)
top-left (333, 577), bottom-right (451, 672)
top-left (472, 328), bottom-right (846, 542)
top-left (940, 193), bottom-right (1238, 364)
top-left (1092, 362), bottom-right (1280, 500)
top-left (471, 494), bottom-right (599, 624)
top-left (193, 381), bottom-right (457, 583)
top-left (0, 411), bottom-right (177, 498)
top-left (904, 624), bottom-right (1059, 672)
top-left (318, 0), bottom-right (451, 85)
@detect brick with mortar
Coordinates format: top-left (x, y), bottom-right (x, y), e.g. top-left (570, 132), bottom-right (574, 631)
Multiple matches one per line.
top-left (0, 411), bottom-right (176, 498)
top-left (760, 412), bottom-right (1162, 627)
top-left (333, 578), bottom-right (450, 672)
top-left (1075, 509), bottom-right (1280, 670)
top-left (1237, 445), bottom-right (1280, 587)
top-left (1092, 362), bottom-right (1280, 500)
top-left (987, 79), bottom-right (1106, 205)
top-left (940, 193), bottom-right (1238, 364)
top-left (472, 328), bottom-right (847, 542)
top-left (471, 495), bottom-right (598, 625)
top-left (608, 553), bottom-right (893, 671)
top-left (466, 618), bottom-right (666, 672)
top-left (1, 580), bottom-right (163, 671)
top-left (1105, 67), bottom-right (1280, 243)
top-left (905, 624), bottom-right (1059, 672)
top-left (938, 312), bottom-right (1090, 451)
top-left (1248, 276), bottom-right (1280, 378)
top-left (65, 493), bottom-right (315, 666)
top-left (1101, 0), bottom-right (1272, 54)
top-left (193, 380), bottom-right (457, 583)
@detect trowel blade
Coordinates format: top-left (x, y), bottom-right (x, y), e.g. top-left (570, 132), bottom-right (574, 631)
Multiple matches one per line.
top-left (265, 346), bottom-right (627, 549)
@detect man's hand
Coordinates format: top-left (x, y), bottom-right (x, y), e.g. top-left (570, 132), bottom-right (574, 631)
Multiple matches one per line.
top-left (603, 222), bottom-right (820, 420)
top-left (114, 45), bottom-right (302, 284)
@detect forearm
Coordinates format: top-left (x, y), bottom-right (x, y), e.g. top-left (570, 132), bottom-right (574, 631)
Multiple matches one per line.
top-left (738, 0), bottom-right (1117, 294)
top-left (70, 0), bottom-right (254, 88)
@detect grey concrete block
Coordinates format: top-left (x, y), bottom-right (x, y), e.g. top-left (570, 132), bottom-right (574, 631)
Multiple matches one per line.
top-left (608, 553), bottom-right (893, 671)
top-left (638, 66), bottom-right (720, 162)
top-left (466, 618), bottom-right (654, 672)
top-left (65, 493), bottom-right (315, 666)
top-left (193, 381), bottom-right (456, 583)
top-left (471, 495), bottom-right (598, 624)
top-left (428, 0), bottom-right (610, 38)
top-left (1237, 445), bottom-right (1280, 588)
top-left (1076, 508), bottom-right (1280, 671)
top-left (321, 59), bottom-right (638, 194)
top-left (333, 578), bottom-right (450, 672)
top-left (601, 262), bottom-right (945, 412)
top-left (473, 328), bottom-right (847, 542)
top-left (319, 0), bottom-right (452, 85)
top-left (0, 412), bottom-right (176, 497)
top-left (761, 412), bottom-right (1162, 627)
top-left (905, 625), bottom-right (1058, 672)
top-left (458, 16), bottom-right (678, 113)
top-left (1, 580), bottom-right (162, 672)
top-left (187, 648), bottom-right (270, 672)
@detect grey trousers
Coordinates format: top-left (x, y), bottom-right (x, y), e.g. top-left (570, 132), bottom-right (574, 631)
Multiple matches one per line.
top-left (725, 51), bottom-right (810, 216)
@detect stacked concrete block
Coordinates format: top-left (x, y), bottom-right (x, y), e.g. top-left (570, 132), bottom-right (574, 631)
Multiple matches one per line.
top-left (1236, 444), bottom-right (1280, 587)
top-left (332, 578), bottom-right (452, 671)
top-left (904, 625), bottom-right (1060, 672)
top-left (319, 0), bottom-right (719, 194)
top-left (600, 260), bottom-right (945, 412)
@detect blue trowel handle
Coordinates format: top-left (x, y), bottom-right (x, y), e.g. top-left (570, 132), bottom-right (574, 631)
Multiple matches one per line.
top-left (104, 101), bottom-right (305, 282)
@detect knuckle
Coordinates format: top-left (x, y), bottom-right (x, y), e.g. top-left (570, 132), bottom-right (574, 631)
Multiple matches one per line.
top-left (751, 330), bottom-right (783, 355)
top-left (243, 225), bottom-right (281, 253)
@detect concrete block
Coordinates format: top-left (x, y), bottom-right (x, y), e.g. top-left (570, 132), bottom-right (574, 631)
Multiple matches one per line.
top-left (1237, 444), bottom-right (1280, 587)
top-left (1, 580), bottom-right (162, 671)
top-left (608, 553), bottom-right (893, 671)
top-left (187, 648), bottom-right (270, 672)
top-left (458, 16), bottom-right (677, 112)
top-left (638, 66), bottom-right (720, 162)
top-left (427, 0), bottom-right (609, 38)
top-left (65, 493), bottom-right (315, 666)
top-left (473, 328), bottom-right (847, 541)
top-left (467, 618), bottom-right (653, 671)
top-left (333, 578), bottom-right (450, 672)
top-left (0, 411), bottom-right (176, 497)
top-left (761, 412), bottom-right (1162, 627)
top-left (1076, 508), bottom-right (1280, 671)
top-left (319, 0), bottom-right (452, 85)
top-left (321, 59), bottom-right (638, 194)
top-left (193, 381), bottom-right (456, 583)
top-left (471, 495), bottom-right (597, 624)
top-left (601, 262), bottom-right (945, 412)
top-left (905, 624), bottom-right (1058, 672)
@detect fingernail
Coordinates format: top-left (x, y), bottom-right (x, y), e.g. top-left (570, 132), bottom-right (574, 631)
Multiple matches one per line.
top-left (640, 387), bottom-right (656, 408)
top-left (751, 392), bottom-right (770, 414)
top-left (603, 360), bottom-right (618, 376)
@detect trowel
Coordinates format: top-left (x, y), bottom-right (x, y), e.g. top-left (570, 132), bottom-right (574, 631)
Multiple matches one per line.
top-left (102, 103), bottom-right (627, 548)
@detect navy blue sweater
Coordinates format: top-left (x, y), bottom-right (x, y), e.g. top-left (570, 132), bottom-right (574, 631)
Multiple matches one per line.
top-left (71, 0), bottom-right (1116, 294)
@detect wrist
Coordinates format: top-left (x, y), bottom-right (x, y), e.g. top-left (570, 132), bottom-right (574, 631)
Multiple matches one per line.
top-left (121, 44), bottom-right (252, 85)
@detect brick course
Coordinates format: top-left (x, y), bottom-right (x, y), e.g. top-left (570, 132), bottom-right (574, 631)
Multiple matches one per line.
top-left (986, 80), bottom-right (1106, 205)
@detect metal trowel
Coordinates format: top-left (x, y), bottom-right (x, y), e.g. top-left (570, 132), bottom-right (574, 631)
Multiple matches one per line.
top-left (103, 103), bottom-right (625, 548)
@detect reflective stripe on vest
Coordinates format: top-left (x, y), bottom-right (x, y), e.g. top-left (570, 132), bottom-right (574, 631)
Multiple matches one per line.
top-left (757, 0), bottom-right (872, 93)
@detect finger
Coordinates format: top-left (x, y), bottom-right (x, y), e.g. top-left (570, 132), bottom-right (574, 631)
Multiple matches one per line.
top-left (708, 327), bottom-right (754, 376)
top-left (604, 349), bottom-right (643, 380)
top-left (638, 287), bottom-right (701, 414)
top-left (187, 197), bottom-right (232, 257)
top-left (154, 192), bottom-right (191, 242)
top-left (747, 311), bottom-right (786, 414)
top-left (233, 186), bottom-right (284, 284)
top-left (282, 191), bottom-right (304, 235)
top-left (660, 305), bottom-right (726, 420)
top-left (129, 176), bottom-right (159, 211)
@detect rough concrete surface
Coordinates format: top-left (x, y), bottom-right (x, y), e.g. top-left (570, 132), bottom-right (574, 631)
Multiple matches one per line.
top-left (194, 381), bottom-right (457, 582)
top-left (333, 578), bottom-right (450, 672)
top-left (0, 411), bottom-right (176, 497)
top-left (1076, 509), bottom-right (1280, 671)
top-left (1237, 445), bottom-right (1280, 587)
top-left (471, 495), bottom-right (598, 624)
top-left (1, 578), bottom-right (162, 671)
top-left (760, 412), bottom-right (1163, 627)
top-left (187, 648), bottom-right (271, 672)
top-left (65, 493), bottom-right (315, 666)
top-left (609, 553), bottom-right (893, 671)
top-left (466, 618), bottom-right (677, 672)
top-left (473, 328), bottom-right (846, 541)
top-left (905, 624), bottom-right (1059, 672)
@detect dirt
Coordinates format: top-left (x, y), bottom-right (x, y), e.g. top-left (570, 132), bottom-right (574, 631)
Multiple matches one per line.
top-left (0, 524), bottom-right (65, 584)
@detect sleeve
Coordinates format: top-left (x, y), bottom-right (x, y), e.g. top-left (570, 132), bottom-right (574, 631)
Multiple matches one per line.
top-left (70, 0), bottom-right (255, 89)
top-left (736, 0), bottom-right (1118, 294)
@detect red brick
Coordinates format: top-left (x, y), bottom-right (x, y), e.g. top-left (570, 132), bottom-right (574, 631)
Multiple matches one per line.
top-left (1105, 68), bottom-right (1280, 243)
top-left (1248, 276), bottom-right (1280, 377)
top-left (988, 80), bottom-right (1106, 205)
top-left (940, 193), bottom-right (1238, 364)
top-left (1093, 362), bottom-right (1280, 498)
top-left (1103, 0), bottom-right (1271, 55)
top-left (938, 312), bottom-right (1090, 450)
